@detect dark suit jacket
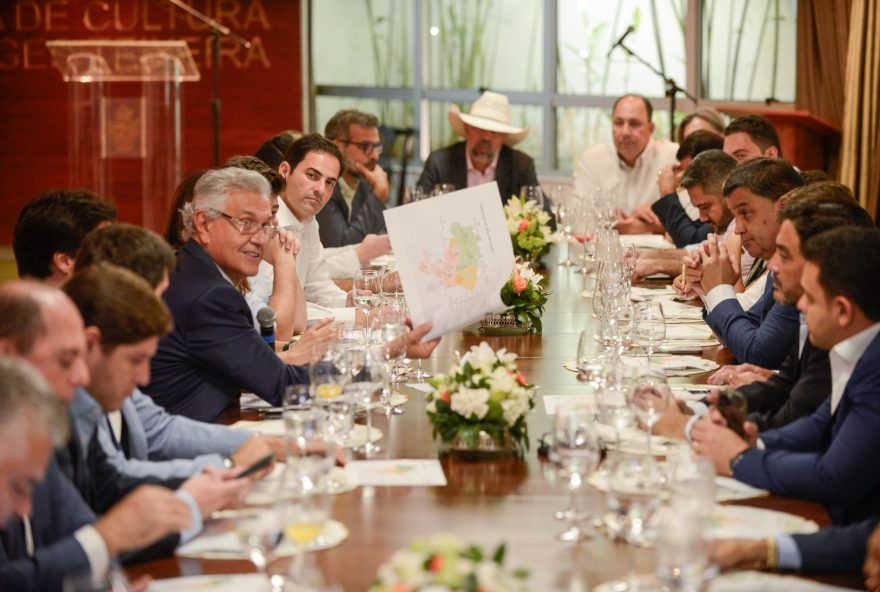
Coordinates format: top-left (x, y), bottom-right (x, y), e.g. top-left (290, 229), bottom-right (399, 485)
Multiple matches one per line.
top-left (144, 240), bottom-right (309, 422)
top-left (417, 142), bottom-right (539, 206)
top-left (0, 458), bottom-right (94, 592)
top-left (733, 333), bottom-right (880, 525)
top-left (704, 273), bottom-right (800, 368)
top-left (740, 336), bottom-right (831, 431)
top-left (792, 516), bottom-right (879, 574)
top-left (315, 181), bottom-right (386, 248)
top-left (651, 192), bottom-right (712, 248)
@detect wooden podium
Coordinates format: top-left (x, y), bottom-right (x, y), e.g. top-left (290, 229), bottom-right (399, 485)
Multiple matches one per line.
top-left (724, 108), bottom-right (842, 173)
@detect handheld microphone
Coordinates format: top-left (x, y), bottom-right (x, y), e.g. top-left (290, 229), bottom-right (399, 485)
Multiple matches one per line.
top-left (607, 25), bottom-right (635, 58)
top-left (256, 307), bottom-right (277, 350)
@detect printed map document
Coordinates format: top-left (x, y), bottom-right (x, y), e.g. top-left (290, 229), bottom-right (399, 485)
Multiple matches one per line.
top-left (384, 182), bottom-right (514, 341)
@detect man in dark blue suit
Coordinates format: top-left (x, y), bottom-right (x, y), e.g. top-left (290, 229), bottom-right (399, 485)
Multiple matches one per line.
top-left (145, 167), bottom-right (312, 422)
top-left (0, 281), bottom-right (192, 591)
top-left (686, 158), bottom-right (804, 368)
top-left (694, 226), bottom-right (880, 528)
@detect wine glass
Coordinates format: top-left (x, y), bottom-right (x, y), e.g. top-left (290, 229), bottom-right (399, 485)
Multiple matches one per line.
top-left (633, 301), bottom-right (667, 366)
top-left (346, 359), bottom-right (383, 457)
top-left (606, 454), bottom-right (663, 545)
top-left (432, 183), bottom-right (456, 196)
top-left (627, 370), bottom-right (672, 456)
top-left (234, 510), bottom-right (284, 591)
top-left (550, 405), bottom-right (601, 542)
top-left (520, 184), bottom-right (545, 208)
top-left (573, 204), bottom-right (597, 275)
top-left (309, 348), bottom-right (346, 403)
top-left (622, 243), bottom-right (637, 280)
top-left (575, 330), bottom-right (611, 389)
top-left (277, 489), bottom-right (332, 588)
top-left (283, 406), bottom-right (334, 493)
top-left (368, 303), bottom-right (409, 415)
top-left (404, 185), bottom-right (428, 204)
top-left (655, 511), bottom-right (712, 592)
top-left (595, 381), bottom-right (635, 462)
top-left (353, 269), bottom-right (381, 328)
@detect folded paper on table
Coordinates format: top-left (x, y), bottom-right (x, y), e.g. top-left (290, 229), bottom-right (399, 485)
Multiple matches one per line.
top-left (594, 424), bottom-right (673, 456)
top-left (231, 420), bottom-right (382, 448)
top-left (660, 300), bottom-right (705, 320)
top-left (589, 467), bottom-right (768, 501)
top-left (624, 234), bottom-right (675, 250)
top-left (542, 394), bottom-right (595, 415)
top-left (383, 183), bottom-right (514, 341)
top-left (620, 354), bottom-right (718, 376)
top-left (175, 520), bottom-right (349, 559)
top-left (404, 381), bottom-right (434, 394)
top-left (239, 392), bottom-right (272, 410)
top-left (345, 459), bottom-right (447, 486)
top-left (631, 286), bottom-right (677, 301)
top-left (306, 306), bottom-right (356, 325)
top-left (666, 324), bottom-right (717, 341)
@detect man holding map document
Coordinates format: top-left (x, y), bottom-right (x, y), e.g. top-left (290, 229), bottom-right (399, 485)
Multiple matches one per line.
top-left (383, 182), bottom-right (515, 341)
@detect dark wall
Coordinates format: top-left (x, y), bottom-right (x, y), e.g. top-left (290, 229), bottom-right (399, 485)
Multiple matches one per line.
top-left (0, 0), bottom-right (302, 241)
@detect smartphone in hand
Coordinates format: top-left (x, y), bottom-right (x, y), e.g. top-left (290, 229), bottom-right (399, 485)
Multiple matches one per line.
top-left (714, 388), bottom-right (748, 439)
top-left (235, 453), bottom-right (274, 479)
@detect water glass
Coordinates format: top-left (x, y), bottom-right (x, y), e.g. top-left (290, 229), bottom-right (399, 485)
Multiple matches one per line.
top-left (655, 512), bottom-right (712, 592)
top-left (627, 370), bottom-right (672, 455)
top-left (432, 183), bottom-right (456, 196)
top-left (606, 454), bottom-right (663, 545)
top-left (550, 405), bottom-right (601, 542)
top-left (633, 301), bottom-right (666, 365)
top-left (520, 184), bottom-right (545, 208)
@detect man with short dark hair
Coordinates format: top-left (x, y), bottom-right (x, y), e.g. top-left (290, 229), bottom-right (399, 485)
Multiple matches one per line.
top-left (13, 190), bottom-right (117, 287)
top-left (723, 114), bottom-right (782, 162)
top-left (693, 226), bottom-right (880, 528)
top-left (575, 94), bottom-right (678, 220)
top-left (686, 158), bottom-right (804, 368)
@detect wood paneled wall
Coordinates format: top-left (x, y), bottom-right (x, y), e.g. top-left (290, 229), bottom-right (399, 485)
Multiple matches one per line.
top-left (0, 0), bottom-right (302, 242)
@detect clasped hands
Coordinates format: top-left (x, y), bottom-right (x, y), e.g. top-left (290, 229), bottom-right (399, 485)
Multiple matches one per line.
top-left (675, 234), bottom-right (738, 299)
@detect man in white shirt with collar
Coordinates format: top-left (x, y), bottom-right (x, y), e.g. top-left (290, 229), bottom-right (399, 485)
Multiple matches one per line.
top-left (574, 94), bottom-right (677, 227)
top-left (274, 134), bottom-right (351, 309)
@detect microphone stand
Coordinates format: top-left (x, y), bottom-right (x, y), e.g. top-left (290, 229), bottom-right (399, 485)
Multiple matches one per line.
top-left (161, 0), bottom-right (251, 166)
top-left (613, 41), bottom-right (697, 141)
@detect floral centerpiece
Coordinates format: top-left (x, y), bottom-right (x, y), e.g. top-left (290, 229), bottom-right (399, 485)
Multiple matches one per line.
top-left (426, 342), bottom-right (535, 455)
top-left (504, 195), bottom-right (552, 263)
top-left (497, 260), bottom-right (549, 333)
top-left (369, 534), bottom-right (529, 592)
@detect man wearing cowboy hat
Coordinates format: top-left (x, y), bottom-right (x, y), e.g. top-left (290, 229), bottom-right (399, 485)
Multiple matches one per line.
top-left (417, 90), bottom-right (539, 203)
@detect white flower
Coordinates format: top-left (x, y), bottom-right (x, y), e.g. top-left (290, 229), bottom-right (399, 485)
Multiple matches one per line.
top-left (426, 398), bottom-right (438, 413)
top-left (450, 387), bottom-right (490, 419)
top-left (378, 549), bottom-right (429, 586)
top-left (464, 342), bottom-right (498, 374)
top-left (501, 397), bottom-right (530, 424)
top-left (488, 367), bottom-right (518, 396)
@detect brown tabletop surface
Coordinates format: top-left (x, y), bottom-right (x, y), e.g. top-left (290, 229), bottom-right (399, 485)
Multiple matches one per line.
top-left (128, 254), bottom-right (865, 590)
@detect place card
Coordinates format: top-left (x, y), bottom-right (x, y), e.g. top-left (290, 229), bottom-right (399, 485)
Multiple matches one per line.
top-left (542, 394), bottom-right (594, 415)
top-left (345, 459), bottom-right (447, 487)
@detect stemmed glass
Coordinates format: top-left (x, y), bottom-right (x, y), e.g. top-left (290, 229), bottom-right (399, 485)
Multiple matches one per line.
top-left (622, 243), bottom-right (637, 280)
top-left (595, 381), bottom-right (635, 463)
top-left (576, 330), bottom-right (612, 389)
top-left (368, 302), bottom-right (409, 415)
top-left (520, 185), bottom-right (544, 208)
top-left (549, 405), bottom-right (601, 542)
top-left (404, 185), bottom-right (428, 204)
top-left (555, 190), bottom-right (579, 268)
top-left (353, 270), bottom-right (381, 329)
top-left (626, 370), bottom-right (672, 456)
top-left (309, 347), bottom-right (346, 403)
top-left (345, 366), bottom-right (383, 458)
top-left (432, 183), bottom-right (456, 196)
top-left (573, 204), bottom-right (597, 275)
top-left (606, 454), bottom-right (663, 545)
top-left (234, 510), bottom-right (284, 591)
top-left (633, 301), bottom-right (667, 367)
top-left (277, 488), bottom-right (332, 588)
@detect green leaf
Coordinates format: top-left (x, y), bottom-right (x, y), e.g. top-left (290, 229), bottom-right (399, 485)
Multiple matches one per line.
top-left (492, 542), bottom-right (507, 565)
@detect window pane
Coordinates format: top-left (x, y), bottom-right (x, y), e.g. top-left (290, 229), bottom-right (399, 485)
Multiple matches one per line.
top-left (700, 0), bottom-right (797, 102)
top-left (426, 0), bottom-right (542, 91)
top-left (429, 101), bottom-right (543, 170)
top-left (312, 0), bottom-right (413, 86)
top-left (558, 1), bottom-right (687, 97)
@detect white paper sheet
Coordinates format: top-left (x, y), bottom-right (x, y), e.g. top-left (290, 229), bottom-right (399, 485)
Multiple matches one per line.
top-left (383, 183), bottom-right (514, 340)
top-left (542, 394), bottom-right (595, 415)
top-left (344, 459), bottom-right (447, 486)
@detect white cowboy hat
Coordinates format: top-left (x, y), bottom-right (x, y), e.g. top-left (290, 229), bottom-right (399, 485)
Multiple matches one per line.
top-left (448, 91), bottom-right (530, 146)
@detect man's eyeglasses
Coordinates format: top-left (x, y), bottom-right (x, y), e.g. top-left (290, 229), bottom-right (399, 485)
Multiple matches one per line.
top-left (339, 139), bottom-right (383, 155)
top-left (210, 209), bottom-right (277, 238)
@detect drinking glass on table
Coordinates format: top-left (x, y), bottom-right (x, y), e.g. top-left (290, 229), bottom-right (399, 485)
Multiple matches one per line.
top-left (554, 188), bottom-right (579, 268)
top-left (626, 370), bottom-right (672, 456)
top-left (520, 184), bottom-right (545, 208)
top-left (432, 183), bottom-right (456, 196)
top-left (367, 302), bottom-right (409, 415)
top-left (277, 488), bottom-right (332, 588)
top-left (353, 269), bottom-right (381, 329)
top-left (404, 184), bottom-right (429, 204)
top-left (345, 358), bottom-right (383, 457)
top-left (633, 301), bottom-right (667, 366)
top-left (606, 453), bottom-right (663, 545)
top-left (234, 510), bottom-right (284, 591)
top-left (549, 405), bottom-right (601, 542)
top-left (283, 406), bottom-right (333, 493)
top-left (573, 204), bottom-right (597, 275)
top-left (595, 381), bottom-right (635, 462)
top-left (309, 349), bottom-right (346, 403)
top-left (655, 511), bottom-right (713, 592)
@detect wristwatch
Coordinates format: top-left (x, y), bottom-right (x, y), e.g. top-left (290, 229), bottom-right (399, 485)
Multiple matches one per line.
top-left (728, 450), bottom-right (747, 474)
top-left (222, 456), bottom-right (235, 469)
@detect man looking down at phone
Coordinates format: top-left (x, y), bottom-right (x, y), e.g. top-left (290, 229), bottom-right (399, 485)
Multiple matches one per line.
top-left (692, 226), bottom-right (880, 528)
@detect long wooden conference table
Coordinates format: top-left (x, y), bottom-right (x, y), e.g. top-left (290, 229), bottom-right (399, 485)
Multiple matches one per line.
top-left (128, 254), bottom-right (865, 590)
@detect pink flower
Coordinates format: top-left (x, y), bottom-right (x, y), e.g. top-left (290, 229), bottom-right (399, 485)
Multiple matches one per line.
top-left (516, 372), bottom-right (528, 386)
top-left (429, 554), bottom-right (444, 572)
top-left (439, 391), bottom-right (451, 403)
top-left (517, 219), bottom-right (529, 233)
top-left (391, 586), bottom-right (413, 592)
top-left (512, 275), bottom-right (528, 295)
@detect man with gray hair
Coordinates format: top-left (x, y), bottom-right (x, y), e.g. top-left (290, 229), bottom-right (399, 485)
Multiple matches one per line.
top-left (318, 109), bottom-right (389, 249)
top-left (0, 357), bottom-right (67, 525)
top-left (144, 166), bottom-right (311, 422)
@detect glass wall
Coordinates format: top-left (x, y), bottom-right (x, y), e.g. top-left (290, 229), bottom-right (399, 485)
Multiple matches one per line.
top-left (310, 0), bottom-right (797, 177)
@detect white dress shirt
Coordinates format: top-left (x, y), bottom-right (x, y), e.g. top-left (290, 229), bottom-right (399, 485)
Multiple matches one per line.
top-left (257, 199), bottom-right (347, 309)
top-left (574, 139), bottom-right (678, 213)
top-left (828, 322), bottom-right (880, 413)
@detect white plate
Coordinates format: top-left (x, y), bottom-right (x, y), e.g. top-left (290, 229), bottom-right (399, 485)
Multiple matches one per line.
top-left (149, 574), bottom-right (267, 591)
top-left (595, 571), bottom-right (851, 592)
